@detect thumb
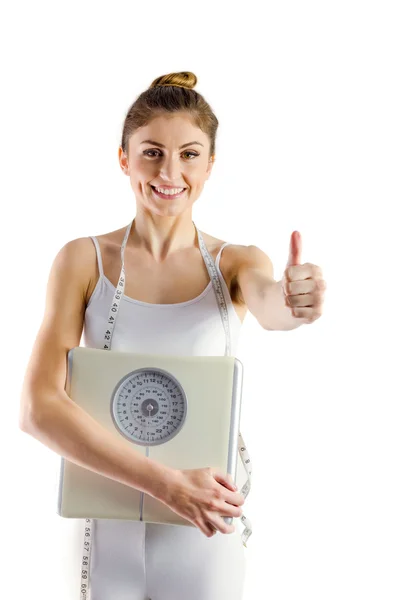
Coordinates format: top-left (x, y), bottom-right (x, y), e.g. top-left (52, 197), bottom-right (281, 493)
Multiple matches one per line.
top-left (286, 231), bottom-right (302, 267)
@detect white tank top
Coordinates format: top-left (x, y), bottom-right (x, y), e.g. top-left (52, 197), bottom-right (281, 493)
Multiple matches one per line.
top-left (80, 222), bottom-right (253, 550)
top-left (83, 227), bottom-right (243, 355)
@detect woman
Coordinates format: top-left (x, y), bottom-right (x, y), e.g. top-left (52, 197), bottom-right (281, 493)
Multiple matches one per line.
top-left (19, 71), bottom-right (325, 600)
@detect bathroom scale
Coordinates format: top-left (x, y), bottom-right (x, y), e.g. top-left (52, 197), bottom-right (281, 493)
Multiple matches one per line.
top-left (56, 345), bottom-right (244, 528)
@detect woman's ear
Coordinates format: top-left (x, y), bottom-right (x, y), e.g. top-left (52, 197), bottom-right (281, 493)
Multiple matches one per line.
top-left (118, 146), bottom-right (129, 175)
top-left (206, 154), bottom-right (215, 180)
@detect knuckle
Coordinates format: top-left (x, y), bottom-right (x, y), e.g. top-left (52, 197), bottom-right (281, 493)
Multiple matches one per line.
top-left (213, 487), bottom-right (223, 500)
top-left (208, 496), bottom-right (219, 510)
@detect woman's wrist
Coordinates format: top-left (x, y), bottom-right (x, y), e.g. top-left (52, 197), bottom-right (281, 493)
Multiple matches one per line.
top-left (144, 458), bottom-right (181, 505)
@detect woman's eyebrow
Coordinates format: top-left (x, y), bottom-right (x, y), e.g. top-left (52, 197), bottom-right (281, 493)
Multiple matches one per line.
top-left (140, 140), bottom-right (204, 149)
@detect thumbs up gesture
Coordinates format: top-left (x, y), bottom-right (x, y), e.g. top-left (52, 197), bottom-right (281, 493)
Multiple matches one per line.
top-left (281, 231), bottom-right (326, 324)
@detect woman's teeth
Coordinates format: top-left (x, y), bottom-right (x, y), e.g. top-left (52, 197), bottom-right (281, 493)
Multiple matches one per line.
top-left (152, 186), bottom-right (186, 199)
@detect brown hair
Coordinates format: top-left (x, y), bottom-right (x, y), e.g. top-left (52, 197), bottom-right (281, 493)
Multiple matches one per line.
top-left (120, 71), bottom-right (218, 161)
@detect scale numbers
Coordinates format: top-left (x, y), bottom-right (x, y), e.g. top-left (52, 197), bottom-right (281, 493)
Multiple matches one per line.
top-left (110, 367), bottom-right (187, 446)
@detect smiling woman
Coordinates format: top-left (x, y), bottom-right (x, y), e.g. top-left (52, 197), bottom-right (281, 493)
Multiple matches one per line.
top-left (117, 73), bottom-right (218, 220)
top-left (20, 69), bottom-right (256, 600)
top-left (121, 115), bottom-right (214, 218)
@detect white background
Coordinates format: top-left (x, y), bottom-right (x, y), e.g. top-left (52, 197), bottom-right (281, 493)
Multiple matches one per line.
top-left (2, 1), bottom-right (399, 598)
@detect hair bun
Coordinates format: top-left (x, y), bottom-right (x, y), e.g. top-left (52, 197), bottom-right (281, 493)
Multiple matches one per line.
top-left (150, 71), bottom-right (197, 90)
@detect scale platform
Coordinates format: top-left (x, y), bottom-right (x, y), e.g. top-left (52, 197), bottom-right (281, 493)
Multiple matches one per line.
top-left (57, 346), bottom-right (245, 528)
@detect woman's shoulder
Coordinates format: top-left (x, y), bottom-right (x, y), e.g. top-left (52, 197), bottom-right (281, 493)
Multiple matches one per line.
top-left (87, 224), bottom-right (127, 249)
top-left (198, 228), bottom-right (246, 255)
top-left (202, 231), bottom-right (274, 295)
top-left (198, 229), bottom-right (250, 286)
top-left (53, 227), bottom-right (123, 304)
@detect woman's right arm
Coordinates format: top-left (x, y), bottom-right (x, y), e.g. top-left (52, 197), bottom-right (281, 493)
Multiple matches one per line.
top-left (19, 237), bottom-right (244, 538)
top-left (18, 237), bottom-right (175, 503)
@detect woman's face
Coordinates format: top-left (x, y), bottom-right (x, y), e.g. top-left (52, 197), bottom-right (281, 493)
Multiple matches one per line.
top-left (119, 112), bottom-right (215, 217)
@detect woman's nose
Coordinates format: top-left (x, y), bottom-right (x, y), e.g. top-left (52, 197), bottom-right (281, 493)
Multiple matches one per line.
top-left (159, 156), bottom-right (182, 181)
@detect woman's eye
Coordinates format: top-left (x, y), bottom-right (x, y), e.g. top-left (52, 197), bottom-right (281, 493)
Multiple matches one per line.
top-left (143, 150), bottom-right (199, 159)
top-left (143, 150), bottom-right (161, 157)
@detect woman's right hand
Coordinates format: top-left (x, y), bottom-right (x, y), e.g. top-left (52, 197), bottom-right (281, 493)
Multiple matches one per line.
top-left (162, 467), bottom-right (245, 538)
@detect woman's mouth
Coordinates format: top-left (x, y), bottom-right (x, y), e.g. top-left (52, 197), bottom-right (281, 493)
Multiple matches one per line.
top-left (151, 185), bottom-right (187, 199)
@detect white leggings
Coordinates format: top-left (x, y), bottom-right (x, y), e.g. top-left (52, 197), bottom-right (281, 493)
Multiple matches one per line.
top-left (85, 517), bottom-right (247, 600)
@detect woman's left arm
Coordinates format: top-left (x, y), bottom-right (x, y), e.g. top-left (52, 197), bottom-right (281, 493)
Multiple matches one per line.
top-left (234, 232), bottom-right (327, 331)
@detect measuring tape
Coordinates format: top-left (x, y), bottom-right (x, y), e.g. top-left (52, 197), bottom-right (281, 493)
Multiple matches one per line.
top-left (78, 219), bottom-right (253, 600)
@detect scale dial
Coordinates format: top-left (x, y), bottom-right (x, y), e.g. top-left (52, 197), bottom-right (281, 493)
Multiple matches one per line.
top-left (110, 367), bottom-right (187, 446)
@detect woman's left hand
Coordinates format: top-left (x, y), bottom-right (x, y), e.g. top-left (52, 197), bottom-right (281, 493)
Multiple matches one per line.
top-left (281, 231), bottom-right (327, 324)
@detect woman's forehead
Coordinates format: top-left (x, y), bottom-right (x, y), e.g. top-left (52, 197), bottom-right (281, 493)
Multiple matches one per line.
top-left (130, 115), bottom-right (208, 148)
top-left (138, 114), bottom-right (202, 135)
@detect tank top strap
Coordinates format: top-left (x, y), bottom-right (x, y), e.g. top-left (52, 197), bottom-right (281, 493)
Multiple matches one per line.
top-left (89, 236), bottom-right (104, 278)
top-left (215, 242), bottom-right (231, 269)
